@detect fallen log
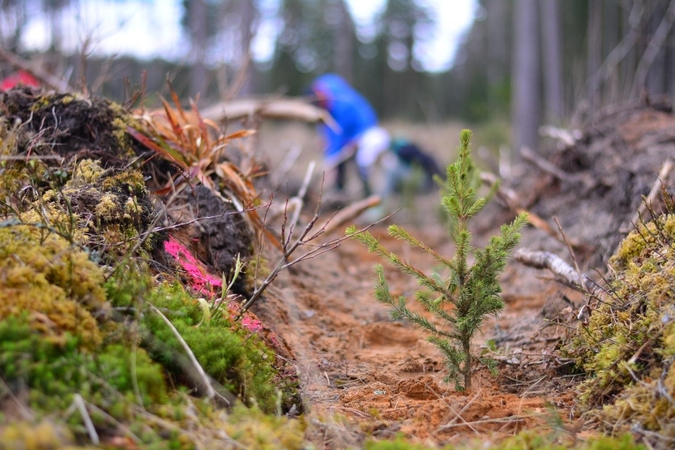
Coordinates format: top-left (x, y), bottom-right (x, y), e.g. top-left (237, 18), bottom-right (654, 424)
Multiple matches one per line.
top-left (514, 248), bottom-right (593, 293)
top-left (320, 195), bottom-right (382, 236)
top-left (201, 97), bottom-right (339, 131)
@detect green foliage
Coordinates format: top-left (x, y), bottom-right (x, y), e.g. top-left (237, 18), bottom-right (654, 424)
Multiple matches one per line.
top-left (348, 130), bottom-right (527, 391)
top-left (105, 268), bottom-right (283, 414)
top-left (364, 434), bottom-right (445, 449)
top-left (490, 432), bottom-right (645, 450)
top-left (565, 208), bottom-right (675, 442)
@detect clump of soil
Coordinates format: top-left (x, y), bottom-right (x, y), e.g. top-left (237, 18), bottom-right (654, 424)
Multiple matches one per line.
top-left (519, 99), bottom-right (675, 268)
top-left (0, 86), bottom-right (134, 165)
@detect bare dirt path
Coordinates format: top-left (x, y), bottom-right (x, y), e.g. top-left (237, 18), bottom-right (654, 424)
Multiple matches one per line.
top-left (258, 220), bottom-right (578, 448)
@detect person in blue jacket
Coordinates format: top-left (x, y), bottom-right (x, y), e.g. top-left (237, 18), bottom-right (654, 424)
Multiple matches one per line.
top-left (310, 74), bottom-right (390, 197)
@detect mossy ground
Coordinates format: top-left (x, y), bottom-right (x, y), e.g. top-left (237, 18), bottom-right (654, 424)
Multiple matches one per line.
top-left (565, 209), bottom-right (675, 448)
top-left (0, 88), bottom-right (303, 449)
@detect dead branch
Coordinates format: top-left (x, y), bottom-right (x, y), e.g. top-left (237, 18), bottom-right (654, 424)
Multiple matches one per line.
top-left (520, 146), bottom-right (588, 185)
top-left (201, 97), bottom-right (339, 131)
top-left (514, 248), bottom-right (591, 292)
top-left (0, 47), bottom-right (71, 93)
top-left (539, 125), bottom-right (580, 147)
top-left (288, 161), bottom-right (316, 240)
top-left (64, 394), bottom-right (99, 445)
top-left (149, 305), bottom-right (216, 401)
top-left (619, 159), bottom-right (673, 233)
top-left (553, 217), bottom-right (585, 292)
top-left (319, 195), bottom-right (381, 236)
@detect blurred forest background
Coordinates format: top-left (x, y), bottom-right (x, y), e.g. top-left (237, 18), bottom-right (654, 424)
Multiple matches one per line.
top-left (2, 0), bottom-right (675, 154)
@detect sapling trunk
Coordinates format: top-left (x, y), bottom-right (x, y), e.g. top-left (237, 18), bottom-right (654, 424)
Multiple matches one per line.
top-left (347, 129), bottom-right (528, 391)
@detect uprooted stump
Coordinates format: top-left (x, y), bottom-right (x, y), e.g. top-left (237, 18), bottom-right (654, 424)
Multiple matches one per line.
top-left (514, 99), bottom-right (675, 268)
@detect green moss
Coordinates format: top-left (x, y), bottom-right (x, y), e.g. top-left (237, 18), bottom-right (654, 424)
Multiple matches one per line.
top-left (364, 432), bottom-right (645, 450)
top-left (0, 420), bottom-right (79, 450)
top-left (224, 404), bottom-right (305, 450)
top-left (105, 268), bottom-right (287, 414)
top-left (0, 314), bottom-right (168, 422)
top-left (565, 211), bottom-right (675, 441)
top-left (71, 159), bottom-right (104, 185)
top-left (0, 225), bottom-right (106, 347)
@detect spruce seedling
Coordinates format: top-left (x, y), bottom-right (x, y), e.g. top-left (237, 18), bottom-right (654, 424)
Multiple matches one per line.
top-left (347, 130), bottom-right (528, 391)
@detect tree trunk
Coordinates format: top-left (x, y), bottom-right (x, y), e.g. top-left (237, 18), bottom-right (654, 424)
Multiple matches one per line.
top-left (486, 0), bottom-right (509, 112)
top-left (512, 0), bottom-right (540, 158)
top-left (541, 0), bottom-right (563, 123)
top-left (237, 0), bottom-right (255, 96)
top-left (463, 337), bottom-right (472, 391)
top-left (332, 0), bottom-right (354, 83)
top-left (587, 0), bottom-right (602, 114)
top-left (190, 0), bottom-right (208, 102)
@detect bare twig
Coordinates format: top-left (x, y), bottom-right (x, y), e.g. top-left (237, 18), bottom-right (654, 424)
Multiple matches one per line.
top-left (319, 195), bottom-right (381, 236)
top-left (553, 216), bottom-right (585, 292)
top-left (520, 146), bottom-right (588, 186)
top-left (438, 414), bottom-right (532, 430)
top-left (619, 159), bottom-right (673, 233)
top-left (288, 161), bottom-right (316, 239)
top-left (0, 376), bottom-right (33, 420)
top-left (65, 394), bottom-right (99, 445)
top-left (514, 248), bottom-right (588, 292)
top-left (439, 390), bottom-right (481, 431)
top-left (539, 125), bottom-right (580, 147)
top-left (149, 305), bottom-right (216, 401)
top-left (82, 401), bottom-right (142, 445)
top-left (0, 46), bottom-right (71, 92)
top-left (238, 186), bottom-right (389, 316)
top-left (273, 145), bottom-right (303, 189)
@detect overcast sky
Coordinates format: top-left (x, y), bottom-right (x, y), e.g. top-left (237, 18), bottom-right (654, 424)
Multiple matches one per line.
top-left (21, 0), bottom-right (476, 72)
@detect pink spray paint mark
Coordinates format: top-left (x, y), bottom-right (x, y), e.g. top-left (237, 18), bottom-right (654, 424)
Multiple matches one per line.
top-left (164, 238), bottom-right (268, 337)
top-left (164, 237), bottom-right (222, 295)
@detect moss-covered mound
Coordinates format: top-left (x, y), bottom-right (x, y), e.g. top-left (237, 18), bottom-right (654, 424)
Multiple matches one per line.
top-left (0, 222), bottom-right (301, 447)
top-left (0, 88), bottom-right (303, 448)
top-left (0, 86), bottom-right (135, 163)
top-left (566, 209), bottom-right (675, 446)
top-left (0, 225), bottom-right (106, 347)
top-left (0, 87), bottom-right (159, 262)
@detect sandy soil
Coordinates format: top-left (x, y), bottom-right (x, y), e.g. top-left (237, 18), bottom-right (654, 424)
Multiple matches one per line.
top-left (250, 101), bottom-right (675, 447)
top-left (253, 209), bottom-right (581, 448)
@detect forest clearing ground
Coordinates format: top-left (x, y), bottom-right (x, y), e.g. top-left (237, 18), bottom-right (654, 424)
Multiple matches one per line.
top-left (258, 209), bottom-right (580, 447)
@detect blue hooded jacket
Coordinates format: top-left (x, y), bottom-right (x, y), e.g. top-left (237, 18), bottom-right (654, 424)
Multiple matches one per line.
top-left (311, 74), bottom-right (378, 165)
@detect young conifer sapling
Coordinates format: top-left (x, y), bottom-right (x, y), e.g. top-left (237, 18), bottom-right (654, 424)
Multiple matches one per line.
top-left (347, 129), bottom-right (528, 391)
